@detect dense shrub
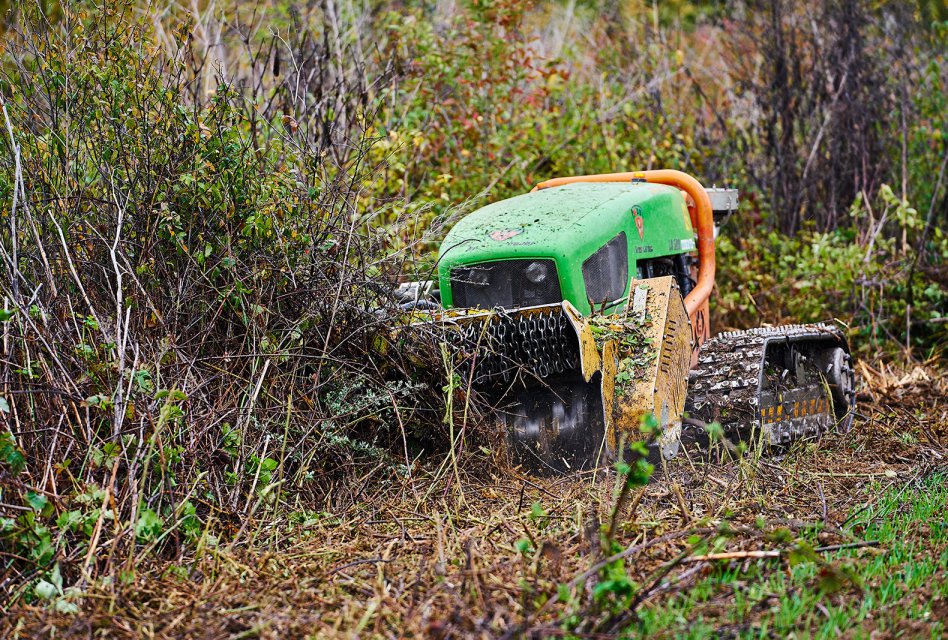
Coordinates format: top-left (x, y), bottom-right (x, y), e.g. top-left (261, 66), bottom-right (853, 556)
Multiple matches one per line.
top-left (715, 205), bottom-right (947, 357)
top-left (0, 2), bottom-right (455, 600)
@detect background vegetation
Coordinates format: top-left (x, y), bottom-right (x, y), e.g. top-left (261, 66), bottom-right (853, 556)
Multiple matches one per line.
top-left (0, 0), bottom-right (945, 636)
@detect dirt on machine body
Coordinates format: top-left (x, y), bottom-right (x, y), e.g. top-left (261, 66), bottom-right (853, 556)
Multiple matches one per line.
top-left (404, 170), bottom-right (855, 473)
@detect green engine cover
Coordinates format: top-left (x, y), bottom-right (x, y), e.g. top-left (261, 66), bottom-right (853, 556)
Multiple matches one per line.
top-left (438, 182), bottom-right (696, 315)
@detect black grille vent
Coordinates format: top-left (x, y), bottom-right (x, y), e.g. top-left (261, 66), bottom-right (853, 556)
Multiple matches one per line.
top-left (451, 260), bottom-right (561, 309)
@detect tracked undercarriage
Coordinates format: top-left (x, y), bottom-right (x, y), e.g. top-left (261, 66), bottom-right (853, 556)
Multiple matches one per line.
top-left (686, 324), bottom-right (855, 445)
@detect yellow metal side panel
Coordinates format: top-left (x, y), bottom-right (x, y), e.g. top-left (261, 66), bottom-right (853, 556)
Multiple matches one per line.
top-left (611, 277), bottom-right (692, 456)
top-left (600, 340), bottom-right (618, 452)
top-left (612, 277), bottom-right (667, 440)
top-left (653, 279), bottom-right (692, 458)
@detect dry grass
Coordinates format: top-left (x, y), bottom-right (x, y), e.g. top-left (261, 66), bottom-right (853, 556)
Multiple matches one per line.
top-left (3, 359), bottom-right (945, 639)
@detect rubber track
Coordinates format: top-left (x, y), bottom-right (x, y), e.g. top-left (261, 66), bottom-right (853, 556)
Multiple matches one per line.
top-left (686, 323), bottom-right (845, 444)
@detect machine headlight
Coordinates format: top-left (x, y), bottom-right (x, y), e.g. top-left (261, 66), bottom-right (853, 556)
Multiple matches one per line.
top-left (468, 268), bottom-right (490, 286)
top-left (525, 261), bottom-right (549, 284)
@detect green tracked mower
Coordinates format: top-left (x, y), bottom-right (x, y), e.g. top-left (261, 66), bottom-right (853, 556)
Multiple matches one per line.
top-left (405, 170), bottom-right (855, 474)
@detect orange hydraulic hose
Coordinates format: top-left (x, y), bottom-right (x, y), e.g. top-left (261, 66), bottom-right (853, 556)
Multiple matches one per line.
top-left (531, 170), bottom-right (715, 316)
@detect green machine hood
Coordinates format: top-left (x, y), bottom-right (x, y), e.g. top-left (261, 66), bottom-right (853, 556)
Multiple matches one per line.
top-left (437, 182), bottom-right (696, 315)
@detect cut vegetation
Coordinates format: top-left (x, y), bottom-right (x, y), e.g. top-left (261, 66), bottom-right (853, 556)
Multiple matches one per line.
top-left (4, 365), bottom-right (945, 638)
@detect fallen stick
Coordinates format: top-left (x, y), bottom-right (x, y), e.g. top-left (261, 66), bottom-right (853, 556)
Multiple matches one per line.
top-left (684, 549), bottom-right (780, 562)
top-left (811, 540), bottom-right (882, 553)
top-left (683, 540), bottom-right (880, 563)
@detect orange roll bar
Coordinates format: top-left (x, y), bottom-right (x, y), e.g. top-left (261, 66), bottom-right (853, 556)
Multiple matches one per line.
top-left (532, 170), bottom-right (715, 316)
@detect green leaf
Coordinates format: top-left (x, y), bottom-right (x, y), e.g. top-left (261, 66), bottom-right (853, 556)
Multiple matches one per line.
top-left (0, 308), bottom-right (16, 322)
top-left (0, 431), bottom-right (25, 472)
top-left (625, 459), bottom-right (653, 488)
top-left (514, 538), bottom-right (533, 555)
top-left (54, 599), bottom-right (80, 614)
top-left (158, 403), bottom-right (184, 425)
top-left (34, 580), bottom-right (58, 600)
top-left (135, 508), bottom-right (164, 542)
top-left (50, 563), bottom-right (63, 590)
top-left (32, 524), bottom-right (55, 565)
top-left (84, 394), bottom-right (111, 410)
top-left (557, 583), bottom-right (572, 602)
top-left (638, 412), bottom-right (659, 434)
top-left (133, 370), bottom-right (154, 393)
top-left (102, 442), bottom-right (122, 458)
top-left (56, 510), bottom-right (83, 531)
top-left (26, 490), bottom-right (48, 512)
top-left (180, 501), bottom-right (202, 539)
top-left (629, 441), bottom-right (650, 457)
top-left (529, 501), bottom-right (547, 523)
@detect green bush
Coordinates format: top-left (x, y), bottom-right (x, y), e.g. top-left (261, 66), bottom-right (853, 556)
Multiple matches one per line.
top-left (0, 1), bottom-right (452, 601)
top-left (716, 185), bottom-right (947, 357)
